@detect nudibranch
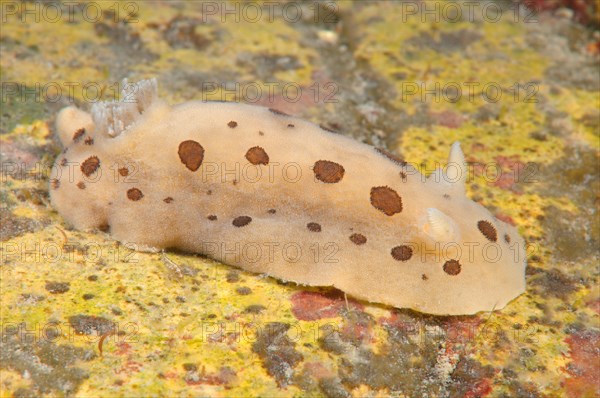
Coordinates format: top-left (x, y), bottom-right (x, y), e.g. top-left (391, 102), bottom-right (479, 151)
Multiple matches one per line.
top-left (50, 79), bottom-right (526, 315)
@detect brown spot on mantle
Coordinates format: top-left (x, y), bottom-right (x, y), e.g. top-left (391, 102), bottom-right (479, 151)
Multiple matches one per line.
top-left (370, 186), bottom-right (403, 216)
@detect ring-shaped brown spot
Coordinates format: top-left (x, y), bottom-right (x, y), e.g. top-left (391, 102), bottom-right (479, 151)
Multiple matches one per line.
top-left (313, 160), bottom-right (345, 183)
top-left (477, 220), bottom-right (497, 242)
top-left (228, 121), bottom-right (238, 128)
top-left (127, 188), bottom-right (143, 201)
top-left (443, 259), bottom-right (461, 275)
top-left (307, 222), bottom-right (321, 232)
top-left (232, 216), bottom-right (252, 227)
top-left (178, 140), bottom-right (204, 172)
top-left (349, 233), bottom-right (367, 245)
top-left (370, 186), bottom-right (403, 216)
top-left (391, 245), bottom-right (412, 261)
top-left (245, 146), bottom-right (269, 165)
top-left (81, 156), bottom-right (100, 177)
top-left (72, 128), bottom-right (85, 142)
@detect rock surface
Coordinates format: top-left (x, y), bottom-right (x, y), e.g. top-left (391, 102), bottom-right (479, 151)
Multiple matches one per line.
top-left (1, 2), bottom-right (598, 397)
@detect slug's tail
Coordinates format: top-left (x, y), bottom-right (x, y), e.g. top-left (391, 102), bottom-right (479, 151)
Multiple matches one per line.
top-left (55, 105), bottom-right (94, 146)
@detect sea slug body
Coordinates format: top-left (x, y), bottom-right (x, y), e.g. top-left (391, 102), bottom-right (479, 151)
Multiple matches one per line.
top-left (50, 79), bottom-right (527, 315)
